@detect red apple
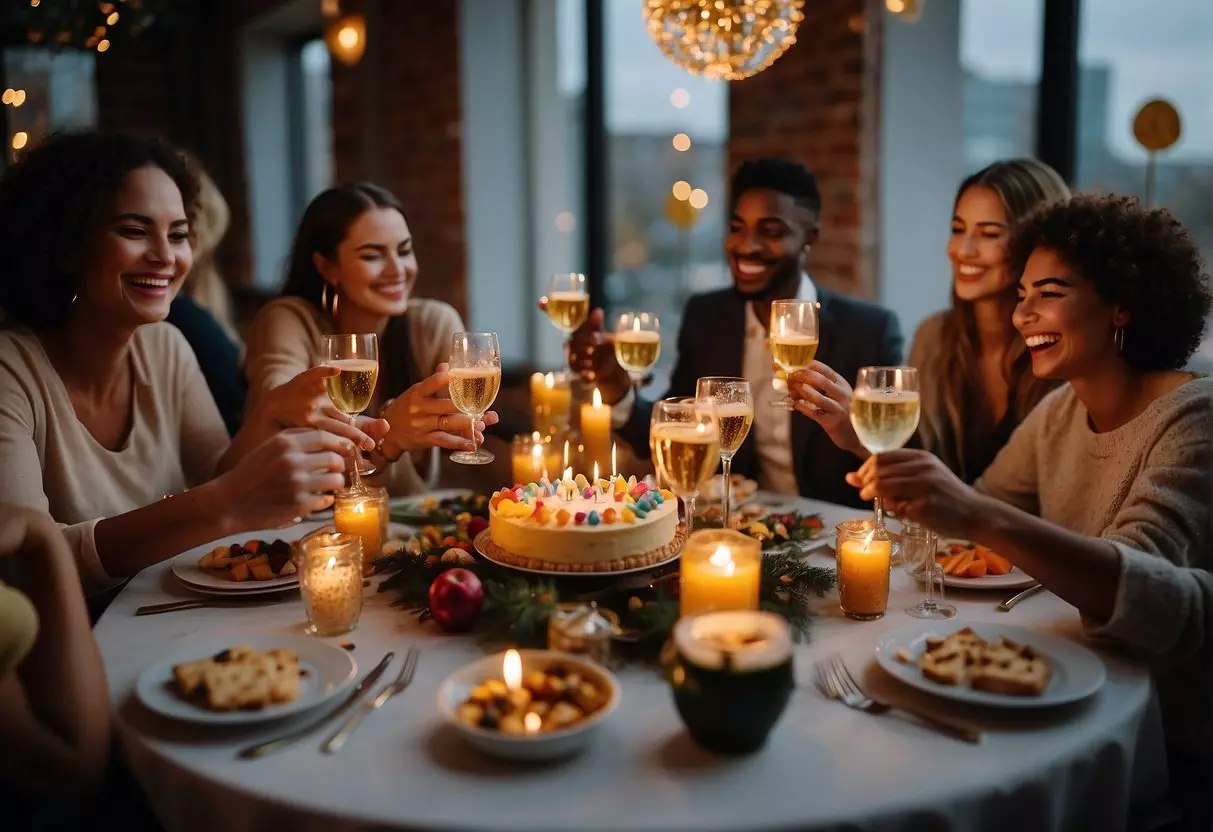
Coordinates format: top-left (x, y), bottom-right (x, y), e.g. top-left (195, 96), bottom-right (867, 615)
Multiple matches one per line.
top-left (428, 568), bottom-right (484, 632)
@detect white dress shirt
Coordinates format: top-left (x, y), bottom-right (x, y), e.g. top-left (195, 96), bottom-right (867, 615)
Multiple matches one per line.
top-left (614, 273), bottom-right (817, 497)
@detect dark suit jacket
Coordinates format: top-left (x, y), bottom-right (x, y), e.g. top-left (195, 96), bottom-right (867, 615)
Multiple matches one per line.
top-left (619, 286), bottom-right (904, 508)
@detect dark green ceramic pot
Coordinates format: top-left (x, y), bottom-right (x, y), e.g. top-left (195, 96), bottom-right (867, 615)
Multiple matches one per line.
top-left (663, 611), bottom-right (794, 754)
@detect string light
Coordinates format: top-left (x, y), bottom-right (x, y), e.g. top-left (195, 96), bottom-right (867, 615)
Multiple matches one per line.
top-left (672, 132), bottom-right (692, 152)
top-left (12, 132), bottom-right (28, 150)
top-left (672, 180), bottom-right (692, 201)
top-left (689, 189), bottom-right (709, 209)
top-left (107, 12), bottom-right (119, 25)
top-left (670, 88), bottom-right (691, 108)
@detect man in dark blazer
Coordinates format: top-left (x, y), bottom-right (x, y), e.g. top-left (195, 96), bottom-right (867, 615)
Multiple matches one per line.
top-left (568, 158), bottom-right (903, 508)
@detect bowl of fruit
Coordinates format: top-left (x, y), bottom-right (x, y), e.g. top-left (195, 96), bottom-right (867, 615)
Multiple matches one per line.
top-left (437, 648), bottom-right (620, 762)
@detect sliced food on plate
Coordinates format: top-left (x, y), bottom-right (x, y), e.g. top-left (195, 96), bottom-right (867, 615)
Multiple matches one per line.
top-left (172, 645), bottom-right (303, 711)
top-left (894, 626), bottom-right (1051, 697)
top-left (197, 538), bottom-right (296, 582)
top-left (936, 540), bottom-right (1013, 578)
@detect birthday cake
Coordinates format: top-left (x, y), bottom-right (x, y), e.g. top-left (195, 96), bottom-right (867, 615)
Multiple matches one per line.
top-left (486, 473), bottom-right (684, 572)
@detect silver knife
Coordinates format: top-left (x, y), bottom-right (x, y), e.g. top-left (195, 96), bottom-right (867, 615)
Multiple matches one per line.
top-left (998, 583), bottom-right (1045, 612)
top-left (238, 651), bottom-right (394, 759)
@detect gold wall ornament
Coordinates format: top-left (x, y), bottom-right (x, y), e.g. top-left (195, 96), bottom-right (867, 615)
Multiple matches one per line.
top-left (643, 0), bottom-right (806, 81)
top-left (324, 13), bottom-right (367, 67)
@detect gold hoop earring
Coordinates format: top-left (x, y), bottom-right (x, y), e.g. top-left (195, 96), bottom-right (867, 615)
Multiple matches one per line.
top-left (1114, 326), bottom-right (1125, 354)
top-left (321, 284), bottom-right (339, 317)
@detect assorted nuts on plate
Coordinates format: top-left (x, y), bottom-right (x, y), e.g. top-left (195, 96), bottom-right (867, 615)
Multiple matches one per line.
top-left (455, 665), bottom-right (609, 735)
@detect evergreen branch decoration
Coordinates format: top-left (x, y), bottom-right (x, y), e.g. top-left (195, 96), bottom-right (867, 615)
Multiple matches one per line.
top-left (375, 509), bottom-right (835, 662)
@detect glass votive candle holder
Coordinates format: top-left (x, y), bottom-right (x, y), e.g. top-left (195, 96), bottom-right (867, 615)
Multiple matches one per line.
top-left (511, 431), bottom-right (551, 485)
top-left (297, 526), bottom-right (365, 637)
top-left (333, 486), bottom-right (389, 573)
top-left (679, 529), bottom-right (762, 617)
top-left (547, 603), bottom-right (619, 665)
top-left (834, 519), bottom-right (894, 621)
top-left (530, 370), bottom-right (572, 435)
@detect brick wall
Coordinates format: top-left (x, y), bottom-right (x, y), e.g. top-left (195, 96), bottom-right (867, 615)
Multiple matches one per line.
top-left (728, 0), bottom-right (882, 297)
top-left (330, 0), bottom-right (466, 319)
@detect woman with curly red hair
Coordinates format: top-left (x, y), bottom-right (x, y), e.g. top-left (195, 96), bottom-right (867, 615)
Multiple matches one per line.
top-left (850, 193), bottom-right (1212, 823)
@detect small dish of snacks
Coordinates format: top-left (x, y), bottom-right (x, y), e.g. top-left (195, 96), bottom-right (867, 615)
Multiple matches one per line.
top-left (437, 648), bottom-right (620, 761)
top-left (135, 635), bottom-right (357, 726)
top-left (874, 622), bottom-right (1106, 709)
top-left (391, 491), bottom-right (488, 527)
top-left (932, 540), bottom-right (1037, 590)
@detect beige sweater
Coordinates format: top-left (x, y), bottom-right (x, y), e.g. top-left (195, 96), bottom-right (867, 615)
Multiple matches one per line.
top-left (0, 323), bottom-right (229, 590)
top-left (976, 376), bottom-right (1213, 758)
top-left (243, 296), bottom-right (465, 496)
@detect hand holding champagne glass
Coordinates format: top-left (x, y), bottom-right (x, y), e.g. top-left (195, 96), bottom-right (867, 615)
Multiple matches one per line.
top-left (694, 377), bottom-right (752, 528)
top-left (768, 300), bottom-right (819, 409)
top-left (321, 333), bottom-right (379, 488)
top-left (651, 397), bottom-right (720, 529)
top-left (540, 272), bottom-right (589, 371)
top-left (614, 311), bottom-right (661, 393)
top-left (850, 366), bottom-right (920, 533)
top-left (448, 332), bottom-right (502, 465)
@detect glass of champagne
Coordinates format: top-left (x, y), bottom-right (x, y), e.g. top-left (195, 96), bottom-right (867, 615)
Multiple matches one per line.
top-left (768, 300), bottom-right (819, 409)
top-left (651, 397), bottom-right (719, 530)
top-left (321, 333), bottom-right (379, 488)
top-left (447, 332), bottom-right (502, 466)
top-left (542, 272), bottom-right (589, 371)
top-left (850, 366), bottom-right (921, 533)
top-left (694, 377), bottom-right (753, 528)
top-left (901, 520), bottom-right (956, 620)
top-left (614, 311), bottom-right (661, 394)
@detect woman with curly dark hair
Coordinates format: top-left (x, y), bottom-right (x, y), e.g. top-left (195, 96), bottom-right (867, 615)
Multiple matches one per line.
top-left (850, 193), bottom-right (1212, 820)
top-left (0, 132), bottom-right (354, 592)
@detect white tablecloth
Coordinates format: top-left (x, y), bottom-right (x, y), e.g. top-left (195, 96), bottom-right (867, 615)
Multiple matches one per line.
top-left (94, 497), bottom-right (1168, 832)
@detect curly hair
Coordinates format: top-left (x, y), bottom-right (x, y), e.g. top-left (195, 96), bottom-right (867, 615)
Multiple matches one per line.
top-left (0, 131), bottom-right (200, 329)
top-left (730, 157), bottom-right (821, 225)
top-left (1009, 193), bottom-right (1211, 371)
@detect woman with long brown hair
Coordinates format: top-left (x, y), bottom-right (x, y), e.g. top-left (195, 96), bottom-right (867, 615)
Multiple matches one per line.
top-left (789, 159), bottom-right (1070, 481)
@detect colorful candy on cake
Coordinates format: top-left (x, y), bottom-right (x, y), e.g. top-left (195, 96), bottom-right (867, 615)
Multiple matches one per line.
top-left (484, 469), bottom-right (684, 573)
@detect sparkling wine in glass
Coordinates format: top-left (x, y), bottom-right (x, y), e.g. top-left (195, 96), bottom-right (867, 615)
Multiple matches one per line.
top-left (768, 300), bottom-right (819, 409)
top-left (614, 311), bottom-right (661, 393)
top-left (321, 333), bottom-right (379, 488)
top-left (448, 332), bottom-right (502, 465)
top-left (541, 273), bottom-right (589, 371)
top-left (902, 521), bottom-right (956, 620)
top-left (651, 397), bottom-right (719, 530)
top-left (850, 366), bottom-right (920, 534)
top-left (694, 377), bottom-right (752, 528)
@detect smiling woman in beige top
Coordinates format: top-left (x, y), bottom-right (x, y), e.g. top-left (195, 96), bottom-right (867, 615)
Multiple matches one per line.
top-left (244, 182), bottom-right (499, 496)
top-left (0, 132), bottom-right (352, 593)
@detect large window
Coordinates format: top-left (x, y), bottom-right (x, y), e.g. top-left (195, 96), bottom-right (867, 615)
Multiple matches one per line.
top-left (296, 39), bottom-right (333, 207)
top-left (958, 0), bottom-right (1044, 173)
top-left (3, 49), bottom-right (96, 160)
top-left (1075, 0), bottom-right (1212, 267)
top-left (603, 1), bottom-right (728, 392)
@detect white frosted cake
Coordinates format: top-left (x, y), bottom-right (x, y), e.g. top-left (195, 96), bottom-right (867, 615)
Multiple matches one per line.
top-left (486, 473), bottom-right (683, 572)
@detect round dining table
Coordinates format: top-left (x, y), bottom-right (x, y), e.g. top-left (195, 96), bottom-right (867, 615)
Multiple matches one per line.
top-left (94, 494), bottom-right (1169, 832)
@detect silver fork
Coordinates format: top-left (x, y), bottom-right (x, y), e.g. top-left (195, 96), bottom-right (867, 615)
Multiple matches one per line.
top-left (816, 653), bottom-right (982, 744)
top-left (321, 647), bottom-right (419, 754)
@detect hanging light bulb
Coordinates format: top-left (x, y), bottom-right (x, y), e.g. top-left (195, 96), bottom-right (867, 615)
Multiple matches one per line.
top-left (643, 0), bottom-right (805, 81)
top-left (324, 13), bottom-right (366, 66)
top-left (886, 0), bottom-right (925, 23)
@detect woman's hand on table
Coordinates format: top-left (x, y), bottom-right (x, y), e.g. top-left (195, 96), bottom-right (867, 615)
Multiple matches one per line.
top-left (214, 428), bottom-right (351, 528)
top-left (788, 362), bottom-right (866, 457)
top-left (378, 363), bottom-right (499, 457)
top-left (846, 450), bottom-right (985, 539)
top-left (257, 366), bottom-right (388, 453)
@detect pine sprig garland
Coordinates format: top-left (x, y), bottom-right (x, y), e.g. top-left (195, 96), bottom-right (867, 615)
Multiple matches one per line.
top-left (375, 510), bottom-right (836, 661)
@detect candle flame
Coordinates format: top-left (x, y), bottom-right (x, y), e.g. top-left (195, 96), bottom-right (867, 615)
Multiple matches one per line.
top-left (352, 500), bottom-right (365, 515)
top-left (708, 544), bottom-right (735, 576)
top-left (503, 649), bottom-right (522, 691)
top-left (562, 466), bottom-right (573, 482)
top-left (325, 555), bottom-right (337, 570)
top-left (592, 387), bottom-right (602, 408)
top-left (593, 461), bottom-right (599, 483)
top-left (861, 528), bottom-right (875, 553)
top-left (563, 440), bottom-right (570, 468)
top-left (544, 372), bottom-right (555, 390)
top-left (524, 712), bottom-right (541, 734)
top-left (611, 442), bottom-right (617, 476)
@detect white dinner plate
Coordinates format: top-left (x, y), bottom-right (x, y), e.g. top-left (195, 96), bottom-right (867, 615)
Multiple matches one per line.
top-left (169, 525), bottom-right (320, 594)
top-left (874, 621), bottom-right (1106, 709)
top-left (135, 635), bottom-right (358, 726)
top-left (932, 540), bottom-right (1037, 590)
top-left (474, 530), bottom-right (681, 578)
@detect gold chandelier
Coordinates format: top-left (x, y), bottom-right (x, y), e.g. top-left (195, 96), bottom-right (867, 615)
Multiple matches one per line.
top-left (643, 0), bottom-right (806, 82)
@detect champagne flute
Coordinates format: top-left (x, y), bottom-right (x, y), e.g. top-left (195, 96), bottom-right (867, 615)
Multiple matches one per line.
top-left (651, 397), bottom-right (719, 530)
top-left (541, 272), bottom-right (589, 372)
top-left (447, 332), bottom-right (502, 465)
top-left (614, 311), bottom-right (661, 394)
top-left (694, 377), bottom-right (752, 528)
top-left (768, 300), bottom-right (819, 409)
top-left (850, 366), bottom-right (920, 534)
top-left (902, 520), bottom-right (956, 620)
top-left (321, 333), bottom-right (379, 489)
